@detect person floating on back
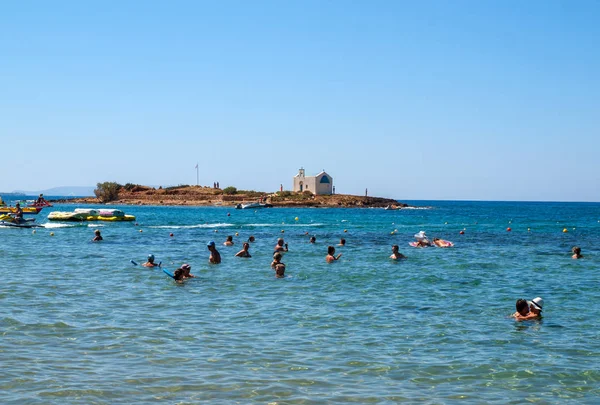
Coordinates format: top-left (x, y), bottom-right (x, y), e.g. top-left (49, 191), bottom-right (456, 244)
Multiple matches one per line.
top-left (414, 231), bottom-right (432, 247)
top-left (572, 246), bottom-right (583, 259)
top-left (207, 241), bottom-right (221, 264)
top-left (143, 254), bottom-right (160, 267)
top-left (390, 245), bottom-right (406, 260)
top-left (92, 229), bottom-right (103, 242)
top-left (326, 246), bottom-right (342, 263)
top-left (235, 242), bottom-right (252, 258)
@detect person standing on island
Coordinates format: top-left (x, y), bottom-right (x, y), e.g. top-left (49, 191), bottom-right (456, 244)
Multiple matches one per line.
top-left (207, 241), bottom-right (221, 264)
top-left (92, 229), bottom-right (103, 242)
top-left (326, 246), bottom-right (342, 263)
top-left (235, 242), bottom-right (252, 258)
top-left (390, 245), bottom-right (406, 260)
top-left (572, 246), bottom-right (583, 259)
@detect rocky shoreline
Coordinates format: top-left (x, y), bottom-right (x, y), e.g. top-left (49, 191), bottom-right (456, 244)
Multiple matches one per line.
top-left (50, 185), bottom-right (408, 209)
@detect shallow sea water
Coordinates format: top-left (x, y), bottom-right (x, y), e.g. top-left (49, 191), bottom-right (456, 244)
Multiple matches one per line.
top-left (1, 200), bottom-right (600, 404)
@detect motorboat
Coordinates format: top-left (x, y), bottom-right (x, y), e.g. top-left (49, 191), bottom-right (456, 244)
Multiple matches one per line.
top-left (240, 202), bottom-right (273, 209)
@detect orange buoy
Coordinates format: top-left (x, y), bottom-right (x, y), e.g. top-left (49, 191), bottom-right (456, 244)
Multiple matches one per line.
top-left (506, 227), bottom-right (512, 232)
top-left (459, 230), bottom-right (465, 235)
top-left (170, 233), bottom-right (174, 237)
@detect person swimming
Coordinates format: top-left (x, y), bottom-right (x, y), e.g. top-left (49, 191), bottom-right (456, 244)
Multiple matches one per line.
top-left (92, 229), bottom-right (103, 242)
top-left (326, 246), bottom-right (342, 263)
top-left (528, 297), bottom-right (543, 317)
top-left (235, 242), bottom-right (252, 258)
top-left (271, 252), bottom-right (283, 269)
top-left (207, 241), bottom-right (221, 264)
top-left (309, 236), bottom-right (316, 243)
top-left (224, 235), bottom-right (234, 246)
top-left (173, 268), bottom-right (185, 284)
top-left (274, 238), bottom-right (288, 252)
top-left (390, 245), bottom-right (406, 260)
top-left (572, 246), bottom-right (583, 259)
top-left (275, 263), bottom-right (286, 278)
top-left (512, 298), bottom-right (530, 319)
top-left (181, 263), bottom-right (195, 278)
top-left (338, 238), bottom-right (346, 247)
top-left (142, 254), bottom-right (160, 267)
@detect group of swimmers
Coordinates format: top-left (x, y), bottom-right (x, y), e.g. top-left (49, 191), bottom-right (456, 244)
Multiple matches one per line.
top-left (92, 228), bottom-right (585, 298)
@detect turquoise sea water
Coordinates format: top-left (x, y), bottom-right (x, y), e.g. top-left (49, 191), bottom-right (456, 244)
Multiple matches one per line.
top-left (1, 198), bottom-right (600, 404)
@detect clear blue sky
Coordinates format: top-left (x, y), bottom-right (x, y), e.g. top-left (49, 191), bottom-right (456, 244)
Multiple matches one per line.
top-left (1, 1), bottom-right (598, 201)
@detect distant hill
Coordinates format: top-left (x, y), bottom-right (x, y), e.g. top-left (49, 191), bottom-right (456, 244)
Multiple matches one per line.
top-left (8, 186), bottom-right (96, 196)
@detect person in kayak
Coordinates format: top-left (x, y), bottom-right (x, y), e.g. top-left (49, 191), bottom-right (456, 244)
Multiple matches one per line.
top-left (36, 194), bottom-right (48, 205)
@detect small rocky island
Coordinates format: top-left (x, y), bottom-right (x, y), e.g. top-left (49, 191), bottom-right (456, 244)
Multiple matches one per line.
top-left (52, 183), bottom-right (408, 209)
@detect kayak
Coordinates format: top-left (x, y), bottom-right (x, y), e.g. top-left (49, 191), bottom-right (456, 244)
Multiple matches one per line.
top-left (28, 201), bottom-right (53, 208)
top-left (0, 206), bottom-right (42, 215)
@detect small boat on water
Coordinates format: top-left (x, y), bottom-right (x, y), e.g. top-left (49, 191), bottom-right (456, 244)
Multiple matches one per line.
top-left (48, 208), bottom-right (136, 222)
top-left (239, 202), bottom-right (273, 209)
top-left (28, 200), bottom-right (53, 208)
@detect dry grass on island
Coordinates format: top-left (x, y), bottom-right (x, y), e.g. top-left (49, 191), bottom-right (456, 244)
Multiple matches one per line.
top-left (52, 182), bottom-right (407, 209)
